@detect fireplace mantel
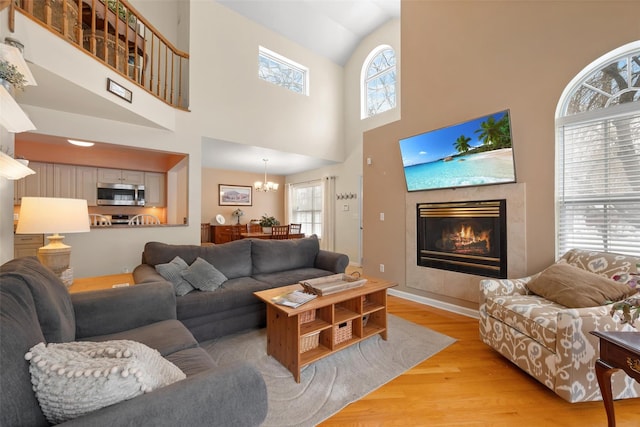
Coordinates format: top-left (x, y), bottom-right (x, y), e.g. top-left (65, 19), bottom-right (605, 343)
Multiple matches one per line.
top-left (405, 183), bottom-right (526, 306)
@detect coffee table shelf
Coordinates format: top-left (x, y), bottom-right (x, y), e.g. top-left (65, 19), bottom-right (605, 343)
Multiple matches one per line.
top-left (254, 276), bottom-right (396, 382)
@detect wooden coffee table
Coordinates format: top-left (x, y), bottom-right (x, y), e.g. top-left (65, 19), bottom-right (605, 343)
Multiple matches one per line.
top-left (254, 276), bottom-right (396, 382)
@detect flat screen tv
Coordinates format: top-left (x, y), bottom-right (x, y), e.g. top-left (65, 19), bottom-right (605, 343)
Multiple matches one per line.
top-left (399, 109), bottom-right (516, 192)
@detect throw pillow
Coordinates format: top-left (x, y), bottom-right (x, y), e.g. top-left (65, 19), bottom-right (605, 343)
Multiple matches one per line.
top-left (155, 256), bottom-right (194, 296)
top-left (181, 257), bottom-right (228, 291)
top-left (527, 262), bottom-right (639, 308)
top-left (25, 340), bottom-right (186, 424)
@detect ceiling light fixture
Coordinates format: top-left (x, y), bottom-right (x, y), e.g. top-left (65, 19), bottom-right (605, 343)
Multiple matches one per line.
top-left (68, 139), bottom-right (95, 147)
top-left (254, 158), bottom-right (279, 192)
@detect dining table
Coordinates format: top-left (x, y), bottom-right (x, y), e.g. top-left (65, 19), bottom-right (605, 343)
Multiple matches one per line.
top-left (240, 232), bottom-right (305, 240)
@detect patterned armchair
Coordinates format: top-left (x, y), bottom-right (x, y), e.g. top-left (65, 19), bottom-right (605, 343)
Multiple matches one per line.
top-left (479, 249), bottom-right (640, 402)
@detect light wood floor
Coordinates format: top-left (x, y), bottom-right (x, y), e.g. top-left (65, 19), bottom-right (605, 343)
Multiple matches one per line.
top-left (319, 295), bottom-right (639, 426)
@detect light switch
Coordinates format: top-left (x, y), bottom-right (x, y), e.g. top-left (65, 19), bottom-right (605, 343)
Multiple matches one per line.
top-left (379, 212), bottom-right (384, 221)
top-left (343, 204), bottom-right (349, 211)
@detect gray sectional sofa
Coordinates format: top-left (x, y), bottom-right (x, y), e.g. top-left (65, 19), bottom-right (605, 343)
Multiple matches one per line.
top-left (133, 235), bottom-right (350, 341)
top-left (0, 257), bottom-right (267, 426)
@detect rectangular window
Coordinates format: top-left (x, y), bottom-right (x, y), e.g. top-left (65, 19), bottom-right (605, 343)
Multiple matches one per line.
top-left (258, 46), bottom-right (309, 95)
top-left (557, 112), bottom-right (640, 256)
top-left (289, 181), bottom-right (322, 238)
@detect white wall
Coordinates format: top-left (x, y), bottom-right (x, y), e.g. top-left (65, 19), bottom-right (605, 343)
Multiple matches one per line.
top-left (287, 19), bottom-right (401, 265)
top-left (0, 130), bottom-right (15, 265)
top-left (188, 1), bottom-right (345, 162)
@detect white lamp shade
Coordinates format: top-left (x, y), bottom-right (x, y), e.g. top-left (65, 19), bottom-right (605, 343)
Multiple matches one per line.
top-left (16, 197), bottom-right (90, 234)
top-left (0, 150), bottom-right (35, 179)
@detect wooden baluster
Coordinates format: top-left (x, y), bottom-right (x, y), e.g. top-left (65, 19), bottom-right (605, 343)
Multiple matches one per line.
top-left (75, 0), bottom-right (82, 45)
top-left (102, 0), bottom-right (108, 66)
top-left (89, 0), bottom-right (97, 56)
top-left (44, 0), bottom-right (52, 27)
top-left (177, 57), bottom-right (183, 108)
top-left (156, 36), bottom-right (161, 96)
top-left (169, 52), bottom-right (175, 105)
top-left (149, 34), bottom-right (155, 93)
top-left (61, 0), bottom-right (68, 39)
top-left (163, 44), bottom-right (168, 101)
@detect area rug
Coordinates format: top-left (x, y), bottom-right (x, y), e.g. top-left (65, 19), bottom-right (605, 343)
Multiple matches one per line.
top-left (201, 314), bottom-right (456, 426)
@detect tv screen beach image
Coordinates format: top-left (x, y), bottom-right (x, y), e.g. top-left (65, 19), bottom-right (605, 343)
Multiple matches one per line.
top-left (399, 110), bottom-right (516, 192)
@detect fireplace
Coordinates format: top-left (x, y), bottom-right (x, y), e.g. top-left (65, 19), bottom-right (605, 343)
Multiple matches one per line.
top-left (417, 199), bottom-right (507, 278)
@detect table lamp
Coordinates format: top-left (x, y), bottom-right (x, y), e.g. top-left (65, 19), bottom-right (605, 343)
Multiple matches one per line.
top-left (16, 197), bottom-right (90, 284)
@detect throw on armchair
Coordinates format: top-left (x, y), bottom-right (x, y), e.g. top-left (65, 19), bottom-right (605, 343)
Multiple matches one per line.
top-left (480, 249), bottom-right (640, 403)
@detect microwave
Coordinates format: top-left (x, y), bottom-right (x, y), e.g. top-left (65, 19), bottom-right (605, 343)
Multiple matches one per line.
top-left (97, 183), bottom-right (145, 206)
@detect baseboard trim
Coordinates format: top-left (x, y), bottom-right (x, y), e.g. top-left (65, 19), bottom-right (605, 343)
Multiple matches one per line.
top-left (388, 288), bottom-right (480, 319)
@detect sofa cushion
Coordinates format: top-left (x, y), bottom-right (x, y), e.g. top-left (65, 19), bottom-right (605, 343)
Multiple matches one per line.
top-left (155, 256), bottom-right (195, 296)
top-left (0, 257), bottom-right (75, 343)
top-left (164, 347), bottom-right (217, 377)
top-left (176, 277), bottom-right (272, 320)
top-left (252, 235), bottom-right (319, 274)
top-left (527, 262), bottom-right (638, 308)
top-left (25, 340), bottom-right (185, 424)
top-left (181, 257), bottom-right (228, 291)
top-left (82, 319), bottom-right (198, 357)
top-left (143, 242), bottom-right (205, 267)
top-left (198, 239), bottom-right (253, 279)
top-left (0, 276), bottom-right (49, 427)
top-left (252, 267), bottom-right (335, 287)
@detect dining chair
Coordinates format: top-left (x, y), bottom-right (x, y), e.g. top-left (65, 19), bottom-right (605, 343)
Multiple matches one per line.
top-left (128, 214), bottom-right (160, 226)
top-left (247, 223), bottom-right (261, 233)
top-left (289, 223), bottom-right (302, 234)
top-left (88, 213), bottom-right (111, 226)
top-left (270, 225), bottom-right (290, 239)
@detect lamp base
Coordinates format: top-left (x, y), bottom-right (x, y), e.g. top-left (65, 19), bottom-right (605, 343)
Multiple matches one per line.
top-left (37, 234), bottom-right (73, 286)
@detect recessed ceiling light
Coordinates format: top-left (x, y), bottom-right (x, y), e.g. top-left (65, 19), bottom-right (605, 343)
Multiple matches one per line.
top-left (68, 139), bottom-right (95, 147)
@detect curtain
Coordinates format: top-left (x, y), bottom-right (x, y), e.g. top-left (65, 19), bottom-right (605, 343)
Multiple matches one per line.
top-left (321, 176), bottom-right (336, 251)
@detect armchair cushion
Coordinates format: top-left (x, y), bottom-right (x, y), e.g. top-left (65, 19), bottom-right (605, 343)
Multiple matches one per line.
top-left (527, 262), bottom-right (638, 308)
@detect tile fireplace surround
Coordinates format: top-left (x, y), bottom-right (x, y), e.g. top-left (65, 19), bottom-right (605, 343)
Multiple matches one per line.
top-left (405, 183), bottom-right (526, 306)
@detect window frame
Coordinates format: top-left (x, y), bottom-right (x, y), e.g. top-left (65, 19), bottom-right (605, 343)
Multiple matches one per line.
top-left (288, 180), bottom-right (323, 238)
top-left (361, 44), bottom-right (397, 119)
top-left (258, 46), bottom-right (309, 96)
top-left (555, 41), bottom-right (640, 258)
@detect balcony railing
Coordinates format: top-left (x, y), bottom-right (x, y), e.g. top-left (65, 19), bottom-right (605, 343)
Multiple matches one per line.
top-left (9, 0), bottom-right (189, 110)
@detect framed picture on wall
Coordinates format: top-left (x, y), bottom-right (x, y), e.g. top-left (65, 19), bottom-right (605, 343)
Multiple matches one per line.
top-left (219, 184), bottom-right (252, 206)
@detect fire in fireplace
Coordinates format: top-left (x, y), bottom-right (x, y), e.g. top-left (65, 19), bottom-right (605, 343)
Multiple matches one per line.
top-left (417, 199), bottom-right (507, 278)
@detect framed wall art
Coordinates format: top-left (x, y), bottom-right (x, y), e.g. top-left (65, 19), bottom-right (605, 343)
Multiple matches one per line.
top-left (219, 184), bottom-right (252, 206)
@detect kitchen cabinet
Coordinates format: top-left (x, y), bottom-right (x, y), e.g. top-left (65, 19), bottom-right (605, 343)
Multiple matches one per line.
top-left (144, 172), bottom-right (166, 207)
top-left (76, 166), bottom-right (98, 206)
top-left (14, 234), bottom-right (44, 258)
top-left (14, 162), bottom-right (54, 204)
top-left (53, 164), bottom-right (76, 198)
top-left (97, 168), bottom-right (144, 185)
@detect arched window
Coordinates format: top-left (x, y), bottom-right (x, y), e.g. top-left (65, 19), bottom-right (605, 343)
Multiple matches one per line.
top-left (361, 45), bottom-right (396, 119)
top-left (555, 41), bottom-right (640, 257)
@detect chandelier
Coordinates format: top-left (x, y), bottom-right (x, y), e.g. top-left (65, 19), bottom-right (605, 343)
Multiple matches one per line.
top-left (254, 158), bottom-right (279, 192)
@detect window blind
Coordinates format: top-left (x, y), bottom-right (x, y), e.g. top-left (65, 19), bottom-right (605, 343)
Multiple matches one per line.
top-left (557, 112), bottom-right (640, 256)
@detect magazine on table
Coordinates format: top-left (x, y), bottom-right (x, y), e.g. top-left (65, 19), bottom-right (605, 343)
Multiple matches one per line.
top-left (272, 290), bottom-right (317, 308)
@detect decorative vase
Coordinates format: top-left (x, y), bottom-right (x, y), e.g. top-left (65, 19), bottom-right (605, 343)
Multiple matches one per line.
top-left (262, 226), bottom-right (272, 234)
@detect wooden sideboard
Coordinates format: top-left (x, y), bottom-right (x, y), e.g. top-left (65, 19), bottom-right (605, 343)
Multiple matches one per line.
top-left (211, 224), bottom-right (245, 244)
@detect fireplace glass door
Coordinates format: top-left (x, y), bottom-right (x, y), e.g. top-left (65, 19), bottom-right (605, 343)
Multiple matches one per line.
top-left (417, 199), bottom-right (507, 278)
